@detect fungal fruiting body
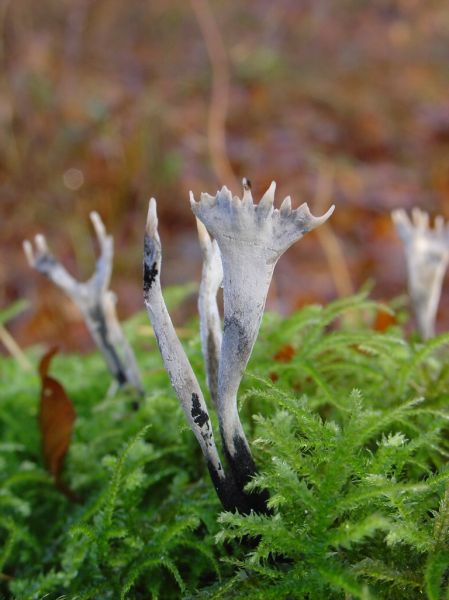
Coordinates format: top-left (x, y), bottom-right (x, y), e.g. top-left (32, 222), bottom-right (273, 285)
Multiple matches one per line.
top-left (392, 208), bottom-right (449, 340)
top-left (144, 181), bottom-right (334, 512)
top-left (143, 199), bottom-right (250, 513)
top-left (191, 181), bottom-right (334, 503)
top-left (196, 218), bottom-right (223, 409)
top-left (24, 213), bottom-right (143, 396)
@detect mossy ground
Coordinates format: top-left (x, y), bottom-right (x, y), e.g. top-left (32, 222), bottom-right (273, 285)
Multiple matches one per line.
top-left (2, 290), bottom-right (449, 599)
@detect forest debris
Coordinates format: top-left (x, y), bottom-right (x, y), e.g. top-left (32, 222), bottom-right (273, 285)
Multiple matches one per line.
top-left (38, 347), bottom-right (76, 493)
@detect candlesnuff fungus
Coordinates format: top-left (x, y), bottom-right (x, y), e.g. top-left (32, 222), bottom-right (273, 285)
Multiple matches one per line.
top-left (392, 208), bottom-right (449, 340)
top-left (143, 199), bottom-right (250, 513)
top-left (24, 212), bottom-right (143, 396)
top-left (144, 180), bottom-right (334, 512)
top-left (196, 217), bottom-right (223, 409)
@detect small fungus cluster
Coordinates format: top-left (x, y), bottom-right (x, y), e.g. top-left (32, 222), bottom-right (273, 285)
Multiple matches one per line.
top-left (25, 181), bottom-right (449, 513)
top-left (143, 179), bottom-right (334, 511)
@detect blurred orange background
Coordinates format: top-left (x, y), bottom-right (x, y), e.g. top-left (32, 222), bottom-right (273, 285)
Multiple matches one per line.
top-left (1, 0), bottom-right (449, 351)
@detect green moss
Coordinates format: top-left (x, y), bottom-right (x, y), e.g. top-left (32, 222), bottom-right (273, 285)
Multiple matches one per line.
top-left (2, 291), bottom-right (449, 598)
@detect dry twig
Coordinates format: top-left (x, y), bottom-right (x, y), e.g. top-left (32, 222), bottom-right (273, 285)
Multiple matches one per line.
top-left (190, 0), bottom-right (239, 190)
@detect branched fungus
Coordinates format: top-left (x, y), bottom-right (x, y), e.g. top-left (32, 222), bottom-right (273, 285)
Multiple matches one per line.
top-left (143, 199), bottom-right (250, 513)
top-left (144, 180), bottom-right (334, 512)
top-left (24, 212), bottom-right (143, 396)
top-left (392, 208), bottom-right (449, 340)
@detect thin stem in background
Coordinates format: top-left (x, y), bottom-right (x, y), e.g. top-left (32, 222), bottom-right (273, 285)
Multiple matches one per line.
top-left (190, 0), bottom-right (239, 191)
top-left (314, 166), bottom-right (354, 298)
top-left (190, 2), bottom-right (351, 302)
top-left (0, 324), bottom-right (32, 371)
top-left (0, 0), bottom-right (23, 173)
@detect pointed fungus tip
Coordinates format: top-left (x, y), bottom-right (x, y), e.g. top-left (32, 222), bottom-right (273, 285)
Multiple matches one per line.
top-left (299, 202), bottom-right (335, 229)
top-left (326, 204), bottom-right (336, 218)
top-left (242, 179), bottom-right (253, 205)
top-left (259, 181), bottom-right (276, 210)
top-left (196, 217), bottom-right (210, 244)
top-left (314, 203), bottom-right (335, 226)
top-left (265, 181), bottom-right (276, 200)
top-left (23, 240), bottom-right (33, 265)
top-left (35, 234), bottom-right (48, 253)
top-left (412, 207), bottom-right (428, 229)
top-left (90, 211), bottom-right (106, 238)
top-left (146, 198), bottom-right (158, 236)
top-left (216, 186), bottom-right (233, 207)
top-left (221, 185), bottom-right (232, 199)
top-left (224, 184), bottom-right (235, 196)
top-left (280, 195), bottom-right (292, 214)
top-left (391, 208), bottom-right (409, 227)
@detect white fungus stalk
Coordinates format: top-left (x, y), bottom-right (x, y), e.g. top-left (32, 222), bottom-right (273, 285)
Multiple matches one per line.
top-left (196, 218), bottom-right (223, 408)
top-left (392, 208), bottom-right (449, 340)
top-left (143, 199), bottom-right (251, 512)
top-left (23, 212), bottom-right (143, 396)
top-left (190, 179), bottom-right (334, 498)
top-left (143, 181), bottom-right (334, 512)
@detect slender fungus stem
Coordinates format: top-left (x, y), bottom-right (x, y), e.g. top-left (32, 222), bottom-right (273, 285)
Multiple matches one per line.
top-left (392, 208), bottom-right (449, 340)
top-left (24, 213), bottom-right (143, 396)
top-left (196, 215), bottom-right (223, 407)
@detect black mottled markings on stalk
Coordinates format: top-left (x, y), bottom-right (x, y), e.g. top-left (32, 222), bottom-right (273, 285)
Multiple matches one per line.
top-left (223, 315), bottom-right (248, 356)
top-left (88, 304), bottom-right (128, 385)
top-left (143, 261), bottom-right (158, 293)
top-left (36, 254), bottom-right (58, 274)
top-left (191, 393), bottom-right (210, 429)
top-left (143, 235), bottom-right (159, 295)
top-left (206, 332), bottom-right (219, 404)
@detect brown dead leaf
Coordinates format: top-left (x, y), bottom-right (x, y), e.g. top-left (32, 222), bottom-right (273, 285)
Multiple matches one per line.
top-left (273, 344), bottom-right (296, 363)
top-left (373, 308), bottom-right (396, 332)
top-left (38, 347), bottom-right (76, 484)
top-left (38, 345), bottom-right (59, 379)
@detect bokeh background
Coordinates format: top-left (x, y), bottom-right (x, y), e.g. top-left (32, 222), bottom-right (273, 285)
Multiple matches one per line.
top-left (1, 0), bottom-right (449, 352)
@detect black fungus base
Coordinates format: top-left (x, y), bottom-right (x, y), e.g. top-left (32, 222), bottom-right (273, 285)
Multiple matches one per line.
top-left (207, 462), bottom-right (254, 514)
top-left (220, 432), bottom-right (270, 515)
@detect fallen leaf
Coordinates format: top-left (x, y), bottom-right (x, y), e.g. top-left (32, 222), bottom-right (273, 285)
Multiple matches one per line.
top-left (38, 348), bottom-right (76, 485)
top-left (373, 308), bottom-right (396, 332)
top-left (38, 345), bottom-right (58, 379)
top-left (273, 344), bottom-right (296, 363)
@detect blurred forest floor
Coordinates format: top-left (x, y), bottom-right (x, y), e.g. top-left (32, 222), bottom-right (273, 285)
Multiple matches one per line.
top-left (1, 0), bottom-right (449, 351)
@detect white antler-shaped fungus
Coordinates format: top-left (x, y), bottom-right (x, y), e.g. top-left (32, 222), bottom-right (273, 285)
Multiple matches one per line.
top-left (392, 208), bottom-right (449, 340)
top-left (24, 212), bottom-right (143, 396)
top-left (144, 180), bottom-right (334, 512)
top-left (143, 199), bottom-right (252, 512)
top-left (190, 179), bottom-right (334, 501)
